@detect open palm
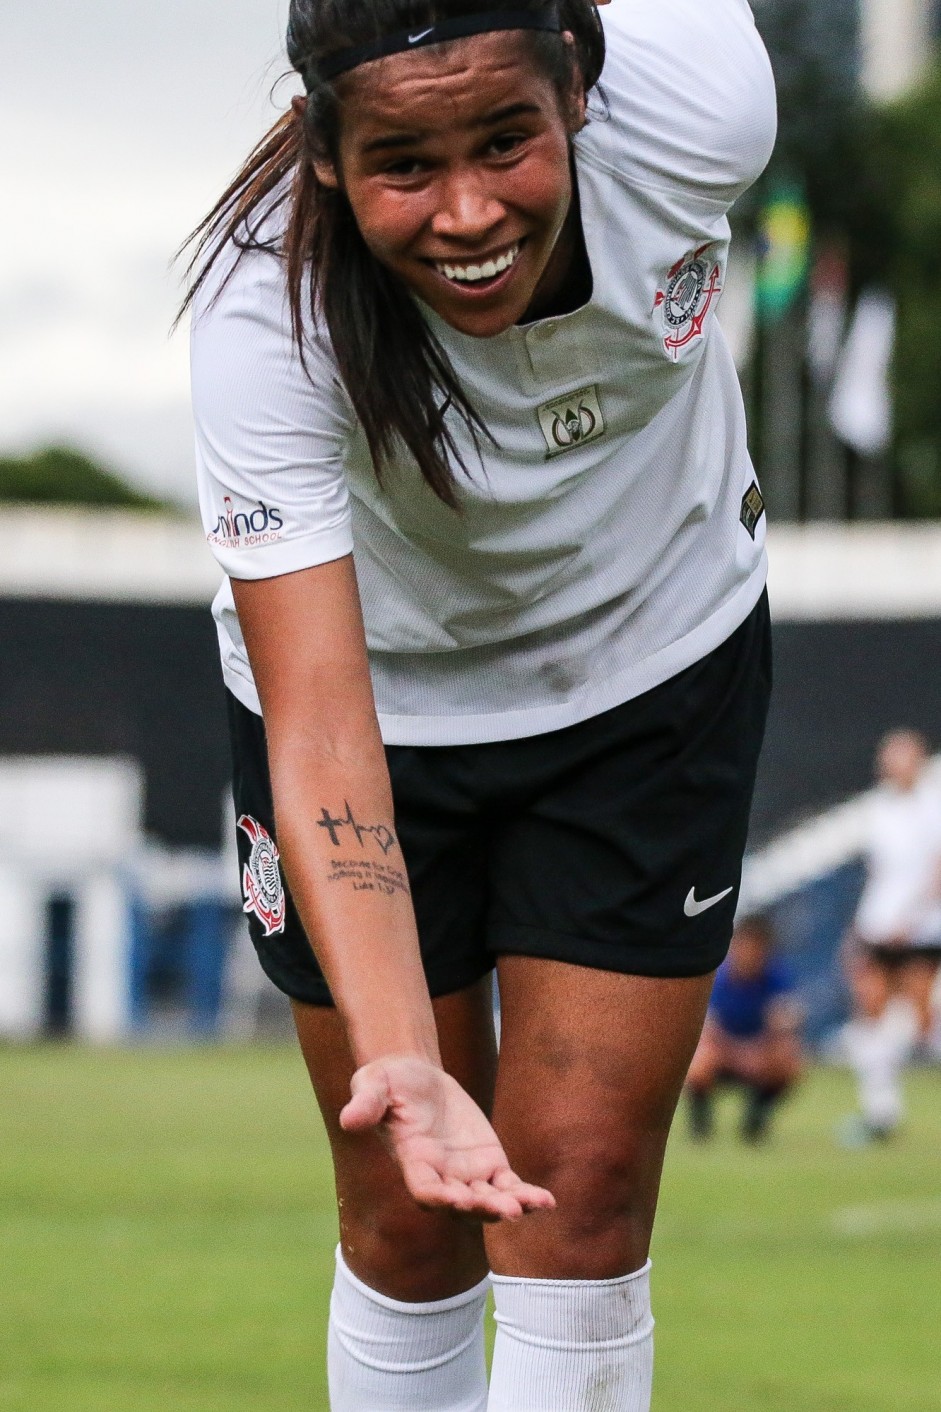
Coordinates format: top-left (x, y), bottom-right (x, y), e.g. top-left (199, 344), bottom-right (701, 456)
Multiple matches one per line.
top-left (340, 1056), bottom-right (555, 1221)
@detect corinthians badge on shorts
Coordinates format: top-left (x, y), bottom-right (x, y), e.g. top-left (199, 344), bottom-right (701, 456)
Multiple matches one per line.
top-left (537, 385), bottom-right (606, 458)
top-left (237, 815), bottom-right (286, 937)
top-left (654, 243), bottom-right (723, 362)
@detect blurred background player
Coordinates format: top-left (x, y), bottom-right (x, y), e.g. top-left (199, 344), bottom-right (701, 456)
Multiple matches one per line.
top-left (841, 729), bottom-right (941, 1142)
top-left (686, 916), bottom-right (804, 1143)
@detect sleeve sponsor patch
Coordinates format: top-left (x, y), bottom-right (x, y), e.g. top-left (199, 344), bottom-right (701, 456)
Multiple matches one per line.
top-left (740, 482), bottom-right (766, 540)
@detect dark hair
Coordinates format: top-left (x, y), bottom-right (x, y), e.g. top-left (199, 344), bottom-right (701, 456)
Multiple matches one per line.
top-left (179, 0), bottom-right (605, 507)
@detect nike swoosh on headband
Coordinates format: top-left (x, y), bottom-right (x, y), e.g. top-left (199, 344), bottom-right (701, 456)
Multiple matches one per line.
top-left (303, 7), bottom-right (563, 87)
top-left (684, 886), bottom-right (734, 918)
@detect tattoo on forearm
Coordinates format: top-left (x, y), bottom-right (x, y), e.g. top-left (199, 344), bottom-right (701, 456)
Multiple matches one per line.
top-left (316, 801), bottom-right (408, 899)
top-left (327, 858), bottom-right (410, 898)
top-left (316, 800), bottom-right (397, 855)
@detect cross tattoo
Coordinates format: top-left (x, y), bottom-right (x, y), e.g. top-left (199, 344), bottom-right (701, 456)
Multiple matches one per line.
top-left (316, 801), bottom-right (397, 855)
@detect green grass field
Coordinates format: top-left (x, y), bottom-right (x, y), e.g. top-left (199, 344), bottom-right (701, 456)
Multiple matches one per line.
top-left (1, 1046), bottom-right (938, 1411)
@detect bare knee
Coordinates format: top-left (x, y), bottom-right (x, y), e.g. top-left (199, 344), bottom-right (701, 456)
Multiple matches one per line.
top-left (687, 1036), bottom-right (721, 1090)
top-left (339, 1176), bottom-right (487, 1301)
top-left (488, 1130), bottom-right (668, 1280)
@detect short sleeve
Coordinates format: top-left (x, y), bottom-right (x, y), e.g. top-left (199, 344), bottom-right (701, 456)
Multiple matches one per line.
top-left (191, 242), bottom-right (355, 581)
top-left (766, 960), bottom-right (795, 999)
top-left (598, 0), bottom-right (778, 210)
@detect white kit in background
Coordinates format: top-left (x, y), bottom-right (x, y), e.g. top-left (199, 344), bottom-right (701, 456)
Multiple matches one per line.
top-left (855, 774), bottom-right (941, 947)
top-left (843, 770), bottom-right (941, 1136)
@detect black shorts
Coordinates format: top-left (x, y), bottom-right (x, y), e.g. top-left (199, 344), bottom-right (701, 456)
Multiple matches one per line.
top-left (860, 941), bottom-right (941, 968)
top-left (228, 591), bottom-right (772, 1006)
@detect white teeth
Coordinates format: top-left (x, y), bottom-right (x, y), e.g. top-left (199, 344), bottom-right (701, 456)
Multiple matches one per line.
top-left (436, 243), bottom-right (520, 285)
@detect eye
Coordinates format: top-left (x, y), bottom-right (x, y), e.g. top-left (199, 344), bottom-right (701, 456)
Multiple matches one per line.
top-left (381, 157), bottom-right (426, 177)
top-left (487, 131), bottom-right (527, 157)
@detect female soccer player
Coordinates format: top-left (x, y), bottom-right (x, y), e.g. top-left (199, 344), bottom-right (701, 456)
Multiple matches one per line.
top-left (186, 1), bottom-right (776, 1406)
top-left (842, 730), bottom-right (941, 1142)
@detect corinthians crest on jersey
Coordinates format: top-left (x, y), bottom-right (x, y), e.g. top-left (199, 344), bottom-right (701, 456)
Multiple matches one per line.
top-left (653, 243), bottom-right (723, 363)
top-left (237, 815), bottom-right (287, 937)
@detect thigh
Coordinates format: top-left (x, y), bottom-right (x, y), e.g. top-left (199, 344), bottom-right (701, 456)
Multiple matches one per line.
top-left (293, 976), bottom-right (498, 1301)
top-left (486, 955), bottom-right (713, 1280)
top-left (901, 953), bottom-right (941, 1003)
top-left (851, 945), bottom-right (898, 1013)
top-left (687, 1018), bottom-right (735, 1085)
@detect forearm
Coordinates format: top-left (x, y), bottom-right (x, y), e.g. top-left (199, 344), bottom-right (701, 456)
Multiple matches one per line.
top-left (231, 561), bottom-right (441, 1070)
top-left (270, 722), bottom-right (440, 1068)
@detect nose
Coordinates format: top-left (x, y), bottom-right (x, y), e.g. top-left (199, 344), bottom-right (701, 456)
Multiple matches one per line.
top-left (431, 166), bottom-right (506, 246)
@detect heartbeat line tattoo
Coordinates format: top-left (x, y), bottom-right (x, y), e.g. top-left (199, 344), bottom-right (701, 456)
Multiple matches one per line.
top-left (316, 801), bottom-right (398, 855)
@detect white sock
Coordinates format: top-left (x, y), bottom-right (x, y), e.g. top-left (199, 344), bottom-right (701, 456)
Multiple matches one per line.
top-left (842, 1007), bottom-right (915, 1130)
top-left (328, 1247), bottom-right (489, 1411)
top-left (488, 1263), bottom-right (654, 1412)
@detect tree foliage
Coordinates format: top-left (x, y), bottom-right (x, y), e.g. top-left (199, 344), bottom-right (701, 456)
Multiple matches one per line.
top-left (0, 447), bottom-right (165, 510)
top-left (749, 0), bottom-right (863, 226)
top-left (753, 2), bottom-right (941, 518)
top-left (874, 63), bottom-right (941, 515)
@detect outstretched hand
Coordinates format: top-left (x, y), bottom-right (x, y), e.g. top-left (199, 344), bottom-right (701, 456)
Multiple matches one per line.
top-left (340, 1056), bottom-right (555, 1222)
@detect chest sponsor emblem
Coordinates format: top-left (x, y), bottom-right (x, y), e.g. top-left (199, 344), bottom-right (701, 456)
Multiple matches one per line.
top-left (654, 244), bottom-right (723, 362)
top-left (537, 385), bottom-right (606, 458)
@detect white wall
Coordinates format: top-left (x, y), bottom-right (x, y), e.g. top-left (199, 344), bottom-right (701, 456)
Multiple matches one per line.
top-left (0, 758), bottom-right (145, 1041)
top-left (860, 0), bottom-right (933, 100)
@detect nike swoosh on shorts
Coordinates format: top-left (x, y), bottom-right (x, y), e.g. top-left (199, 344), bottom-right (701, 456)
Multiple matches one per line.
top-left (684, 886), bottom-right (734, 918)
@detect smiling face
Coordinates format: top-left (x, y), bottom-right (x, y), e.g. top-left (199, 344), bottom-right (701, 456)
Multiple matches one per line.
top-left (318, 33), bottom-right (584, 338)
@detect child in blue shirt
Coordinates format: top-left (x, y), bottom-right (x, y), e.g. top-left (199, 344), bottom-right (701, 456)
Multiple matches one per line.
top-left (686, 916), bottom-right (804, 1142)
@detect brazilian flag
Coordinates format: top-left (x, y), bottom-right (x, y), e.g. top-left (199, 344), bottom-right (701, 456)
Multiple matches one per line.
top-left (755, 185), bottom-right (811, 323)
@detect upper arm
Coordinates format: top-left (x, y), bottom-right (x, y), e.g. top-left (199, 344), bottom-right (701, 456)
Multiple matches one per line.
top-left (599, 0), bottom-right (777, 209)
top-left (191, 246), bottom-right (354, 583)
top-left (190, 246), bottom-right (378, 756)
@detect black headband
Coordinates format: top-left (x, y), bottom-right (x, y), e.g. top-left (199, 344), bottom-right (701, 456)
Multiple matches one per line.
top-left (304, 8), bottom-right (562, 87)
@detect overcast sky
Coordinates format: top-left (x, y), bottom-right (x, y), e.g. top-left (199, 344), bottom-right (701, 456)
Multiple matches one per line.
top-left (1, 1), bottom-right (293, 506)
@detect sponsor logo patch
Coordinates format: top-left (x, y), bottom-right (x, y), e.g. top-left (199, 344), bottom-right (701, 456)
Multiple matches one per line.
top-left (237, 815), bottom-right (286, 937)
top-left (537, 385), bottom-right (606, 458)
top-left (653, 244), bottom-right (723, 362)
top-left (209, 496), bottom-right (284, 550)
top-left (740, 482), bottom-right (766, 540)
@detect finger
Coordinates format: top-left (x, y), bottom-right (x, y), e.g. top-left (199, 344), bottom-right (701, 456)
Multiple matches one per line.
top-left (339, 1084), bottom-right (390, 1133)
top-left (468, 1178), bottom-right (526, 1221)
top-left (515, 1184), bottom-right (556, 1212)
top-left (491, 1167), bottom-right (557, 1211)
top-left (406, 1168), bottom-right (526, 1222)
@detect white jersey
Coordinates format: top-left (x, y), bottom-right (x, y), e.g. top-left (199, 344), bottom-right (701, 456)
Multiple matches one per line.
top-left (855, 776), bottom-right (941, 946)
top-left (192, 0), bottom-right (777, 745)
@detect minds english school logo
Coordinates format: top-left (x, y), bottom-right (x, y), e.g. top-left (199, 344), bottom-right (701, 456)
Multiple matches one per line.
top-left (537, 385), bottom-right (606, 459)
top-left (208, 496), bottom-right (284, 550)
top-left (237, 815), bottom-right (287, 937)
top-left (653, 244), bottom-right (723, 363)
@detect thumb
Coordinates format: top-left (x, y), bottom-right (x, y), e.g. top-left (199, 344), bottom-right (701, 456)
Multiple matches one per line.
top-left (339, 1067), bottom-right (392, 1133)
